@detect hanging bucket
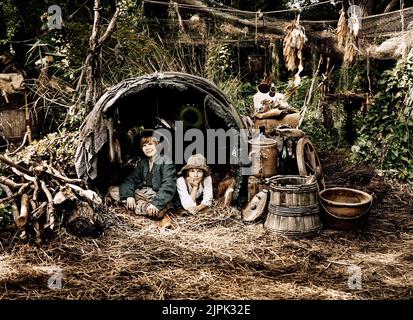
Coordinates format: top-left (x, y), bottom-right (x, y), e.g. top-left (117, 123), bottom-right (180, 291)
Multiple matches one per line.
top-left (319, 187), bottom-right (373, 230)
top-left (264, 176), bottom-right (322, 238)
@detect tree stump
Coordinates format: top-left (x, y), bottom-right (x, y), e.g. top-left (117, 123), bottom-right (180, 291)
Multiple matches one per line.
top-left (65, 201), bottom-right (98, 237)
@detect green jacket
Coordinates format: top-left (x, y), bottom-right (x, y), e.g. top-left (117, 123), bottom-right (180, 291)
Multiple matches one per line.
top-left (119, 155), bottom-right (177, 210)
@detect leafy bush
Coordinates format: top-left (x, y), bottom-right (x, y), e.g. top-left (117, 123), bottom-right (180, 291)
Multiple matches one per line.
top-left (0, 192), bottom-right (12, 230)
top-left (351, 51), bottom-right (413, 183)
top-left (301, 116), bottom-right (342, 151)
top-left (217, 78), bottom-right (255, 115)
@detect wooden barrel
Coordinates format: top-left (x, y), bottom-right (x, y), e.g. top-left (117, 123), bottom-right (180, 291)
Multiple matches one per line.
top-left (264, 176), bottom-right (322, 238)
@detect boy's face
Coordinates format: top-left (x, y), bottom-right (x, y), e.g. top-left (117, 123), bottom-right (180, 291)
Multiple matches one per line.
top-left (188, 168), bottom-right (204, 184)
top-left (142, 142), bottom-right (158, 158)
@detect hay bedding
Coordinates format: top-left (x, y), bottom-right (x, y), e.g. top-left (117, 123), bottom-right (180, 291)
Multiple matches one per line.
top-left (1, 151), bottom-right (413, 300)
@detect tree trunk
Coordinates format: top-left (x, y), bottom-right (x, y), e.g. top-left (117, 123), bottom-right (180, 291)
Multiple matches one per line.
top-left (85, 1), bottom-right (120, 112)
top-left (85, 0), bottom-right (102, 112)
top-left (359, 0), bottom-right (375, 16)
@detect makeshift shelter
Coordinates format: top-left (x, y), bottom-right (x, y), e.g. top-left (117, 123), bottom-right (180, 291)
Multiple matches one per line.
top-left (75, 72), bottom-right (247, 201)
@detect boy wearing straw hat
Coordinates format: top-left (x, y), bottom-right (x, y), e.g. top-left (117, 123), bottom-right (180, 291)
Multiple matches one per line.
top-left (175, 153), bottom-right (213, 215)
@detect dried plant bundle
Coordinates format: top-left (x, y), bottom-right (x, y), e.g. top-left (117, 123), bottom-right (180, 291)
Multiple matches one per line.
top-left (337, 9), bottom-right (348, 48)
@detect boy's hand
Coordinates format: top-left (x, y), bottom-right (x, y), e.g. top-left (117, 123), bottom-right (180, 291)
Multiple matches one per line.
top-left (146, 203), bottom-right (160, 216)
top-left (126, 197), bottom-right (136, 211)
top-left (189, 177), bottom-right (201, 188)
top-left (187, 207), bottom-right (199, 215)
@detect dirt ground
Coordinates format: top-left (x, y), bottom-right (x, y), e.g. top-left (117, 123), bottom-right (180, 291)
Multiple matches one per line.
top-left (0, 150), bottom-right (412, 300)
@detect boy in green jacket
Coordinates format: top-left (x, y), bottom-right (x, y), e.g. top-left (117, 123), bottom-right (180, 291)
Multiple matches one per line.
top-left (120, 135), bottom-right (176, 218)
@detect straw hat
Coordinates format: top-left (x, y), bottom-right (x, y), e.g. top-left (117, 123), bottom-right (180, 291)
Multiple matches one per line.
top-left (178, 154), bottom-right (210, 176)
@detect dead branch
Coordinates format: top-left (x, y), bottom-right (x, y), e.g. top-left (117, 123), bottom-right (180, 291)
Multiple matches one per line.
top-left (53, 185), bottom-right (78, 210)
top-left (29, 199), bottom-right (37, 211)
top-left (33, 163), bottom-right (83, 185)
top-left (0, 155), bottom-right (32, 176)
top-left (7, 131), bottom-right (29, 156)
top-left (40, 180), bottom-right (55, 230)
top-left (99, 7), bottom-right (121, 44)
top-left (11, 167), bottom-right (37, 183)
top-left (32, 201), bottom-right (47, 220)
top-left (298, 55), bottom-right (323, 128)
top-left (0, 182), bottom-right (30, 204)
top-left (32, 180), bottom-right (39, 202)
top-left (0, 176), bottom-right (25, 189)
top-left (85, 1), bottom-right (120, 111)
top-left (15, 194), bottom-right (30, 230)
top-left (67, 183), bottom-right (102, 206)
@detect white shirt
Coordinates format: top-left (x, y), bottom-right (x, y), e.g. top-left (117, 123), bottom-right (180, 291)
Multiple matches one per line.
top-left (177, 175), bottom-right (213, 210)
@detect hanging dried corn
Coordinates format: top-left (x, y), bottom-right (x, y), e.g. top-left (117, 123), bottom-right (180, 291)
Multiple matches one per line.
top-left (344, 37), bottom-right (358, 64)
top-left (336, 9), bottom-right (348, 48)
top-left (283, 15), bottom-right (307, 86)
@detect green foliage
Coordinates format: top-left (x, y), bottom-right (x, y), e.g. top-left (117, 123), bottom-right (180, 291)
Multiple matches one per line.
top-left (301, 117), bottom-right (342, 151)
top-left (0, 0), bottom-right (20, 46)
top-left (205, 41), bottom-right (238, 83)
top-left (0, 201), bottom-right (12, 230)
top-left (217, 78), bottom-right (256, 115)
top-left (287, 76), bottom-right (311, 110)
top-left (351, 51), bottom-right (413, 183)
top-left (16, 130), bottom-right (79, 175)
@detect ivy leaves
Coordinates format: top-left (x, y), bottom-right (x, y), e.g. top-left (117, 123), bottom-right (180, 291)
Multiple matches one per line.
top-left (351, 51), bottom-right (413, 183)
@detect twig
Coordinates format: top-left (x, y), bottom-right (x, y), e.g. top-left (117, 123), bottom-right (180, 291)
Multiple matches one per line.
top-left (298, 55), bottom-right (322, 128)
top-left (32, 201), bottom-right (47, 220)
top-left (7, 131), bottom-right (29, 156)
top-left (0, 183), bottom-right (30, 204)
top-left (40, 180), bottom-right (55, 230)
top-left (0, 155), bottom-right (32, 176)
top-left (0, 176), bottom-right (25, 189)
top-left (67, 183), bottom-right (102, 206)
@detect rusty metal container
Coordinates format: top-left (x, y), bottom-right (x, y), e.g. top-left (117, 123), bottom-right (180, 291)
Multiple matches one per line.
top-left (248, 135), bottom-right (278, 178)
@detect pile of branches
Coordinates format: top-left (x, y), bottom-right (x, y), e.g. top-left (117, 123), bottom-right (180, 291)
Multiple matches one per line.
top-left (0, 136), bottom-right (103, 243)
